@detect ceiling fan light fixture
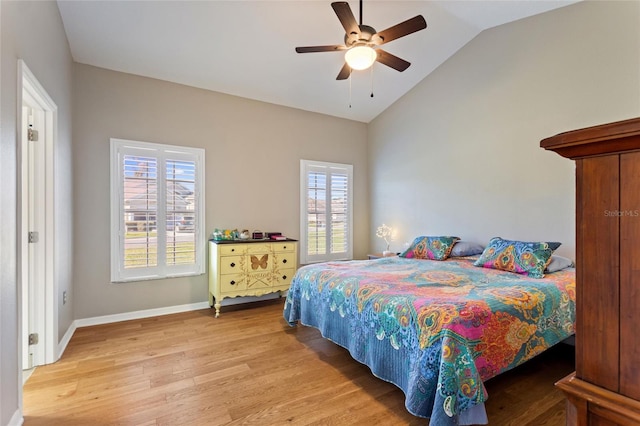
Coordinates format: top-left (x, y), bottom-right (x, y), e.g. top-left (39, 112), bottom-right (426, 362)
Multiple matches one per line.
top-left (345, 45), bottom-right (377, 70)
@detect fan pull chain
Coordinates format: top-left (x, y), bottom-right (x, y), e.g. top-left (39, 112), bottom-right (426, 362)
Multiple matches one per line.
top-left (349, 71), bottom-right (352, 108)
top-left (370, 65), bottom-right (374, 98)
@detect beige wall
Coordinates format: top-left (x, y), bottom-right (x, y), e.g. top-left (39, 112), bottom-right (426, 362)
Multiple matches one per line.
top-left (368, 1), bottom-right (640, 259)
top-left (1, 1), bottom-right (74, 423)
top-left (72, 64), bottom-right (369, 319)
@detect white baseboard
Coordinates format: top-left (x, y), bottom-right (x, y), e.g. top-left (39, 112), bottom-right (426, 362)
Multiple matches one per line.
top-left (8, 408), bottom-right (24, 426)
top-left (75, 301), bottom-right (211, 328)
top-left (57, 320), bottom-right (77, 359)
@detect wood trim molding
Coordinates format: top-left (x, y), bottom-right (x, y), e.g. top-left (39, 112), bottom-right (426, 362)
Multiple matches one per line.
top-left (556, 373), bottom-right (640, 425)
top-left (541, 117), bottom-right (640, 159)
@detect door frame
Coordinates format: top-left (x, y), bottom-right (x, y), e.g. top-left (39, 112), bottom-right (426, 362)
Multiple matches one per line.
top-left (17, 60), bottom-right (57, 370)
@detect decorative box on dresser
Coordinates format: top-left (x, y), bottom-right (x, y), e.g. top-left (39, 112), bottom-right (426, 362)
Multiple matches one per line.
top-left (209, 239), bottom-right (297, 317)
top-left (541, 117), bottom-right (640, 426)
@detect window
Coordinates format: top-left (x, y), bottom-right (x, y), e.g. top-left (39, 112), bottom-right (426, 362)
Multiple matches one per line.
top-left (110, 138), bottom-right (205, 282)
top-left (300, 160), bottom-right (353, 264)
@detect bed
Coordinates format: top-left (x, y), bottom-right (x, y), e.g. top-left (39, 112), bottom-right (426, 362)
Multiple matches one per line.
top-left (283, 253), bottom-right (575, 425)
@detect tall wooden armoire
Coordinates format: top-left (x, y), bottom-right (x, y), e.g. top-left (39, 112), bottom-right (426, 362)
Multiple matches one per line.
top-left (541, 117), bottom-right (640, 425)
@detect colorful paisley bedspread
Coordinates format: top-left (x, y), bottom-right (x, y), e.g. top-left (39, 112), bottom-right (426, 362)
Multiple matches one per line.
top-left (283, 256), bottom-right (575, 425)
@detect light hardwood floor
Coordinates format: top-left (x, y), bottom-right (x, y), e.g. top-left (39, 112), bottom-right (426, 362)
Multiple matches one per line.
top-left (23, 300), bottom-right (574, 425)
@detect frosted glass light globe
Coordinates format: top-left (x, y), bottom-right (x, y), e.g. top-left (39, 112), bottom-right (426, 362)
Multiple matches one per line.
top-left (345, 46), bottom-right (377, 70)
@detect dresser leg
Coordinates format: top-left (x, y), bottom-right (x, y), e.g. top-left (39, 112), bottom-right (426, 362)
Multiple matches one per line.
top-left (214, 302), bottom-right (221, 318)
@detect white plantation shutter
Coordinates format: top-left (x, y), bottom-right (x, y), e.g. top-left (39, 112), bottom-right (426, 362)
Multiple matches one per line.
top-left (122, 154), bottom-right (158, 269)
top-left (330, 171), bottom-right (349, 254)
top-left (300, 160), bottom-right (353, 264)
top-left (111, 139), bottom-right (205, 282)
top-left (166, 159), bottom-right (197, 267)
top-left (306, 169), bottom-right (327, 257)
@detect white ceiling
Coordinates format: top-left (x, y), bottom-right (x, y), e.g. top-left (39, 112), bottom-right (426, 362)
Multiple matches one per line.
top-left (57, 0), bottom-right (579, 123)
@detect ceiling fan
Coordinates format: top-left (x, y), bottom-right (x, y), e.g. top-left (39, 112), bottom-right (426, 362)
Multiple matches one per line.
top-left (295, 1), bottom-right (427, 80)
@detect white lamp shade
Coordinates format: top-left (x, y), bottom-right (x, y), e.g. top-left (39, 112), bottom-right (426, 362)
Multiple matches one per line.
top-left (345, 46), bottom-right (377, 71)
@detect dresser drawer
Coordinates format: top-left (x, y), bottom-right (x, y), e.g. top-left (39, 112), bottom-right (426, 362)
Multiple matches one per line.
top-left (219, 273), bottom-right (247, 293)
top-left (246, 270), bottom-right (272, 290)
top-left (219, 245), bottom-right (245, 255)
top-left (246, 243), bottom-right (271, 254)
top-left (274, 252), bottom-right (295, 268)
top-left (220, 255), bottom-right (244, 274)
top-left (273, 242), bottom-right (295, 252)
top-left (272, 268), bottom-right (296, 288)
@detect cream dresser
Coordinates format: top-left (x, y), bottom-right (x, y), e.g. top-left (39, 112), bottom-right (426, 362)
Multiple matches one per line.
top-left (208, 239), bottom-right (298, 317)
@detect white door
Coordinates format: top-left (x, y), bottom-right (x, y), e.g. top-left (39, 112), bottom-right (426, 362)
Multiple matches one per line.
top-left (21, 102), bottom-right (46, 370)
top-left (19, 60), bottom-right (59, 381)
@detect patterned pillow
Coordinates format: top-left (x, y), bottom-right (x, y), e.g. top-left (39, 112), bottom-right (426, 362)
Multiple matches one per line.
top-left (473, 237), bottom-right (561, 278)
top-left (400, 236), bottom-right (460, 261)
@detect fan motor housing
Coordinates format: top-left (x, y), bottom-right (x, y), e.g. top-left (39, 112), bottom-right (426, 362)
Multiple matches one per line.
top-left (345, 24), bottom-right (382, 47)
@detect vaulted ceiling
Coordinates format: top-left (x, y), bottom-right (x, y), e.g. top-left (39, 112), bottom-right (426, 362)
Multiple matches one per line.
top-left (57, 0), bottom-right (579, 123)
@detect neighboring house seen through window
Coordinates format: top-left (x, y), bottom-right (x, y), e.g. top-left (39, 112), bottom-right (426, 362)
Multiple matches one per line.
top-left (110, 138), bottom-right (205, 282)
top-left (300, 160), bottom-right (353, 264)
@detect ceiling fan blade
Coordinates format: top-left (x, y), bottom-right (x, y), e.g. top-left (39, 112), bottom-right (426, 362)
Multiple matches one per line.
top-left (331, 2), bottom-right (360, 36)
top-left (376, 15), bottom-right (427, 45)
top-left (375, 49), bottom-right (411, 72)
top-left (336, 63), bottom-right (352, 80)
top-left (295, 45), bottom-right (348, 53)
